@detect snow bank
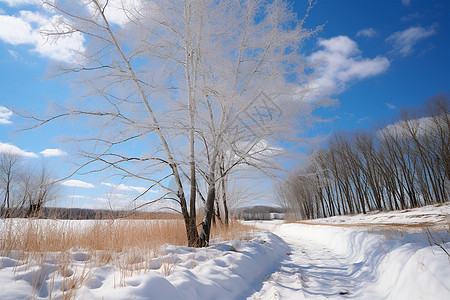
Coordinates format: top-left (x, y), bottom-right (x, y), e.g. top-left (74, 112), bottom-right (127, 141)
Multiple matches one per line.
top-left (271, 223), bottom-right (450, 299)
top-left (304, 202), bottom-right (450, 229)
top-left (0, 232), bottom-right (288, 300)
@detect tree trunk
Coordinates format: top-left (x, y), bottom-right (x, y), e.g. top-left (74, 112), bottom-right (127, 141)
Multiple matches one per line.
top-left (220, 162), bottom-right (229, 226)
top-left (223, 189), bottom-right (229, 226)
top-left (199, 183), bottom-right (216, 247)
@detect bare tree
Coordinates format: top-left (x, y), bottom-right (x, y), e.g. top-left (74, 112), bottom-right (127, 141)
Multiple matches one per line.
top-left (18, 0), bottom-right (322, 246)
top-left (24, 163), bottom-right (60, 217)
top-left (0, 152), bottom-right (23, 217)
top-left (0, 153), bottom-right (59, 218)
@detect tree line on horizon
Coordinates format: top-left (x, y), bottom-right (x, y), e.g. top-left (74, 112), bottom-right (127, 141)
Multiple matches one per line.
top-left (278, 95), bottom-right (449, 220)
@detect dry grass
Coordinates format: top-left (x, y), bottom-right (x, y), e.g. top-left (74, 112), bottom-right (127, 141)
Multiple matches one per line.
top-left (211, 220), bottom-right (256, 242)
top-left (1, 218), bottom-right (187, 255)
top-left (0, 217), bottom-right (254, 255)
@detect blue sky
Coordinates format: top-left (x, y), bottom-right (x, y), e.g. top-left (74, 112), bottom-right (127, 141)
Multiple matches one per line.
top-left (301, 0), bottom-right (449, 130)
top-left (0, 0), bottom-right (448, 209)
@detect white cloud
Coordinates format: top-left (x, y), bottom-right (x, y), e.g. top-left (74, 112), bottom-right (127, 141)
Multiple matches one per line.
top-left (40, 148), bottom-right (67, 157)
top-left (0, 11), bottom-right (85, 62)
top-left (386, 26), bottom-right (436, 57)
top-left (401, 0), bottom-right (411, 6)
top-left (401, 12), bottom-right (422, 23)
top-left (94, 193), bottom-right (130, 204)
top-left (141, 199), bottom-right (180, 212)
top-left (7, 49), bottom-right (18, 58)
top-left (318, 36), bottom-right (359, 56)
top-left (61, 179), bottom-right (95, 188)
top-left (85, 0), bottom-right (143, 26)
top-left (0, 106), bottom-right (13, 124)
top-left (0, 0), bottom-right (39, 6)
top-left (72, 187), bottom-right (173, 211)
top-left (306, 36), bottom-right (390, 97)
top-left (356, 28), bottom-right (377, 38)
top-left (81, 195), bottom-right (173, 211)
top-left (101, 181), bottom-right (152, 194)
top-left (357, 116), bottom-right (370, 124)
top-left (0, 142), bottom-right (38, 157)
top-left (70, 195), bottom-right (91, 199)
top-left (0, 15), bottom-right (34, 44)
top-left (385, 102), bottom-right (396, 110)
top-left (90, 194), bottom-right (138, 210)
top-left (235, 139), bottom-right (284, 160)
top-left (380, 114), bottom-right (448, 138)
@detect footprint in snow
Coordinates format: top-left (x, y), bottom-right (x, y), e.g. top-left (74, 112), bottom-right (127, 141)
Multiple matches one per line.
top-left (339, 290), bottom-right (351, 295)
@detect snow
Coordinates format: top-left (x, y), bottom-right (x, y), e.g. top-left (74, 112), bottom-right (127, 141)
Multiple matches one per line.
top-left (75, 233), bottom-right (288, 300)
top-left (0, 231), bottom-right (288, 300)
top-left (301, 203), bottom-right (450, 230)
top-left (0, 203), bottom-right (449, 299)
top-left (249, 223), bottom-right (449, 299)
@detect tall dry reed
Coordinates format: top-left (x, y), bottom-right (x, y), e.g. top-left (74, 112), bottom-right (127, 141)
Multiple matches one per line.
top-left (0, 217), bottom-right (254, 261)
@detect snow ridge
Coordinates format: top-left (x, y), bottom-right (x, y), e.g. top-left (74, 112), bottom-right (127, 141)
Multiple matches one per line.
top-left (250, 222), bottom-right (450, 299)
top-left (0, 232), bottom-right (288, 300)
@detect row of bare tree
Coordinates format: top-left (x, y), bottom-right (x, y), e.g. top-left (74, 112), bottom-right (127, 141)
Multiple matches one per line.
top-left (0, 152), bottom-right (58, 218)
top-left (278, 95), bottom-right (449, 219)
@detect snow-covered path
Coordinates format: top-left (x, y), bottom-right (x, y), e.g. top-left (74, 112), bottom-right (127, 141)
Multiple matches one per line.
top-left (249, 222), bottom-right (450, 300)
top-left (249, 224), bottom-right (382, 299)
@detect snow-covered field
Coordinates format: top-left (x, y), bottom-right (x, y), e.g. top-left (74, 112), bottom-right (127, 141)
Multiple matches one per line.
top-left (0, 203), bottom-right (449, 299)
top-left (301, 202), bottom-right (450, 231)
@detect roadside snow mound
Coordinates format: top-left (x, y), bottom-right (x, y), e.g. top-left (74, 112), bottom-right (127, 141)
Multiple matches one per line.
top-left (0, 232), bottom-right (288, 300)
top-left (250, 222), bottom-right (450, 299)
top-left (304, 202), bottom-right (450, 230)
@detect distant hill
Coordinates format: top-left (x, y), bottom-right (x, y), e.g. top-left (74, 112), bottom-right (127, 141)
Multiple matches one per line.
top-left (234, 205), bottom-right (286, 220)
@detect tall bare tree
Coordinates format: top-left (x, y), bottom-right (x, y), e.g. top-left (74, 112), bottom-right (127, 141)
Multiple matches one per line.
top-left (0, 152), bottom-right (23, 217)
top-left (19, 0), bottom-right (323, 246)
top-left (22, 164), bottom-right (59, 217)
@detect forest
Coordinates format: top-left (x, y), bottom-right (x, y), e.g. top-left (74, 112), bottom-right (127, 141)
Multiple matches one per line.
top-left (278, 95), bottom-right (449, 219)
